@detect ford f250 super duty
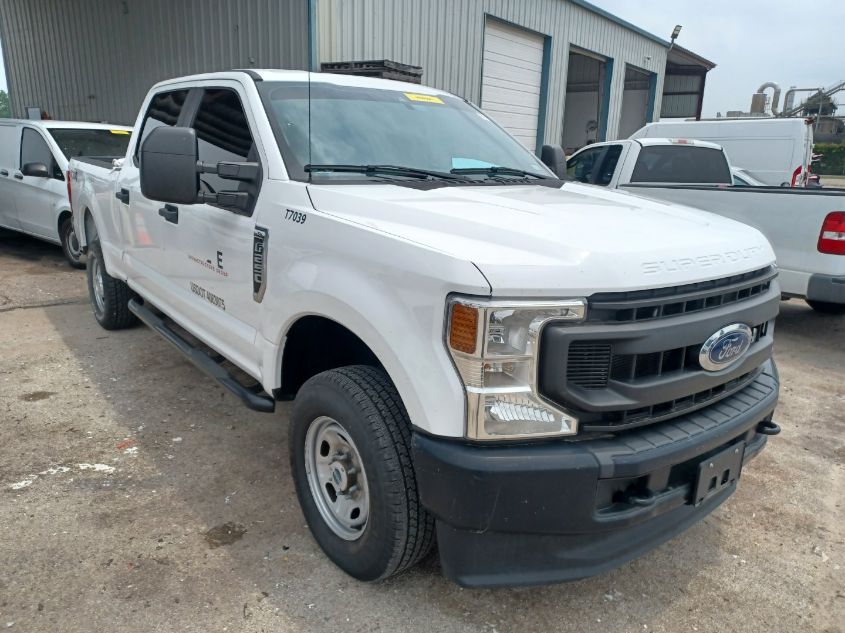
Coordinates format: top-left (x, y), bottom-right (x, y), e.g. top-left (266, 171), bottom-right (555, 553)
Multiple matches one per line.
top-left (70, 70), bottom-right (781, 587)
top-left (565, 137), bottom-right (845, 314)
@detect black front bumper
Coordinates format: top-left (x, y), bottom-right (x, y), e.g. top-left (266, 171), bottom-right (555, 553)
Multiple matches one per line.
top-left (413, 361), bottom-right (779, 587)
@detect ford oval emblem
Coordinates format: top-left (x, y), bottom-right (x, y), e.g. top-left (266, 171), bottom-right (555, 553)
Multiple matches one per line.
top-left (698, 324), bottom-right (753, 372)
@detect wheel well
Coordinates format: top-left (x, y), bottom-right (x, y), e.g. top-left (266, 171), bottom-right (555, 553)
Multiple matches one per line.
top-left (83, 208), bottom-right (98, 244)
top-left (57, 210), bottom-right (72, 235)
top-left (280, 316), bottom-right (383, 399)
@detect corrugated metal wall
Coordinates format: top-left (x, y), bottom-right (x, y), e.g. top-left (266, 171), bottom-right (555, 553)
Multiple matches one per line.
top-left (0, 0), bottom-right (309, 124)
top-left (316, 0), bottom-right (667, 144)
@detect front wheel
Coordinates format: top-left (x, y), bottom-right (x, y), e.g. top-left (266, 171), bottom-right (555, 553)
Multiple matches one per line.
top-left (807, 299), bottom-right (845, 315)
top-left (86, 239), bottom-right (137, 330)
top-left (289, 365), bottom-right (435, 581)
top-left (60, 218), bottom-right (85, 269)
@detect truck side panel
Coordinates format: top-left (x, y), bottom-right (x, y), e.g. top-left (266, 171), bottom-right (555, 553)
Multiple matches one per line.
top-left (620, 185), bottom-right (845, 297)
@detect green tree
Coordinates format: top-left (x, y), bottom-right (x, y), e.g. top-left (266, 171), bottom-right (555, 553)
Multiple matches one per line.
top-left (0, 90), bottom-right (10, 118)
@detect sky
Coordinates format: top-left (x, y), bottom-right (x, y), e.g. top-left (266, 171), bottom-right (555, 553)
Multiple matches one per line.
top-left (0, 2), bottom-right (843, 117)
top-left (594, 0), bottom-right (845, 117)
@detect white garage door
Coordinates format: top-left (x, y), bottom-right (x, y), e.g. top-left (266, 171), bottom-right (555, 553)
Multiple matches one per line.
top-left (481, 20), bottom-right (544, 151)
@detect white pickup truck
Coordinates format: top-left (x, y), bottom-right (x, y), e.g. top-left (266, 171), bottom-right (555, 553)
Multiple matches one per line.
top-left (70, 70), bottom-right (782, 588)
top-left (566, 138), bottom-right (845, 314)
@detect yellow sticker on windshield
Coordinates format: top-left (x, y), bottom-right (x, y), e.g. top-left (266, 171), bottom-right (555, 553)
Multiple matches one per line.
top-left (404, 93), bottom-right (444, 104)
top-left (110, 130), bottom-right (130, 135)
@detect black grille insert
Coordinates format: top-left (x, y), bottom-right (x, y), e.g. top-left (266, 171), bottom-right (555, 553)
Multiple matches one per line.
top-left (580, 369), bottom-right (760, 432)
top-left (587, 266), bottom-right (776, 323)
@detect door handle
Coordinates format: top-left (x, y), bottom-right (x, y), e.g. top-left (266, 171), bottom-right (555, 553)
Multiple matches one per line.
top-left (115, 188), bottom-right (130, 204)
top-left (0, 169), bottom-right (7, 177)
top-left (14, 172), bottom-right (23, 180)
top-left (158, 204), bottom-right (179, 224)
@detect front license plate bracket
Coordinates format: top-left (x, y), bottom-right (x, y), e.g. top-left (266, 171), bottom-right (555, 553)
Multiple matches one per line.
top-left (694, 442), bottom-right (745, 506)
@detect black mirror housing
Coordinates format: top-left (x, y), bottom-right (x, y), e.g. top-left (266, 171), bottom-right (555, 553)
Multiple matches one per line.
top-left (540, 145), bottom-right (567, 179)
top-left (140, 126), bottom-right (199, 205)
top-left (22, 162), bottom-right (50, 178)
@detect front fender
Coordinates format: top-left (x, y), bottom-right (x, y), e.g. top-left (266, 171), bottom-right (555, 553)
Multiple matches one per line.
top-left (255, 203), bottom-right (490, 438)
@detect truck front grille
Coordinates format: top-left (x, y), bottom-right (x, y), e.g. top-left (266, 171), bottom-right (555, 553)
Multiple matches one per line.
top-left (586, 266), bottom-right (776, 324)
top-left (568, 322), bottom-right (769, 390)
top-left (538, 269), bottom-right (780, 435)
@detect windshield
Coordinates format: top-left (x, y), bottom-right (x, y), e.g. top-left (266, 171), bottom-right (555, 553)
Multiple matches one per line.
top-left (258, 81), bottom-right (551, 182)
top-left (48, 128), bottom-right (132, 160)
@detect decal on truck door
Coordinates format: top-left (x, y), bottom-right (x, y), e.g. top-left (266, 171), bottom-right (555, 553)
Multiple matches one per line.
top-left (253, 226), bottom-right (269, 303)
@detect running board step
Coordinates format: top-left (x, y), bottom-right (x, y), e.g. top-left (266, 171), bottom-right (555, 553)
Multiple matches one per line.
top-left (128, 299), bottom-right (275, 413)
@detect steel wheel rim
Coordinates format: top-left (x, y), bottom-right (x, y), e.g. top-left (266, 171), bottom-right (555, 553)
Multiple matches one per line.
top-left (66, 226), bottom-right (82, 260)
top-left (91, 255), bottom-right (106, 314)
top-left (304, 416), bottom-right (370, 541)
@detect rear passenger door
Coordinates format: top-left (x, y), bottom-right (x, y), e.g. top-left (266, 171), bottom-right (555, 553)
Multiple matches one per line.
top-left (14, 127), bottom-right (66, 240)
top-left (0, 123), bottom-right (21, 229)
top-left (164, 83), bottom-right (265, 374)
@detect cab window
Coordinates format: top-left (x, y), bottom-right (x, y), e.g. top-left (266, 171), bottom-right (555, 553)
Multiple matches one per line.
top-left (20, 128), bottom-right (62, 179)
top-left (190, 88), bottom-right (256, 199)
top-left (134, 89), bottom-right (189, 160)
top-left (566, 147), bottom-right (603, 183)
top-left (595, 145), bottom-right (623, 186)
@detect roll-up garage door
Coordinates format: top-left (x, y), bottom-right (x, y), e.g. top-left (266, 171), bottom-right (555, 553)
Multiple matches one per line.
top-left (481, 20), bottom-right (544, 151)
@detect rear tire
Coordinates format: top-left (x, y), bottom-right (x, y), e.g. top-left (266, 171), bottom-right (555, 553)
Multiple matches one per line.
top-left (86, 239), bottom-right (137, 330)
top-left (807, 300), bottom-right (845, 315)
top-left (289, 365), bottom-right (434, 581)
top-left (60, 218), bottom-right (85, 269)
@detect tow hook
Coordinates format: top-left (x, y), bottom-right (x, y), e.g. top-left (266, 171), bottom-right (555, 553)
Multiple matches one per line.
top-left (757, 419), bottom-right (781, 436)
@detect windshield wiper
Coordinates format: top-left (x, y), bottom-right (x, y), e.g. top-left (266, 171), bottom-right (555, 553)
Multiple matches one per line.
top-left (305, 164), bottom-right (470, 181)
top-left (450, 166), bottom-right (552, 179)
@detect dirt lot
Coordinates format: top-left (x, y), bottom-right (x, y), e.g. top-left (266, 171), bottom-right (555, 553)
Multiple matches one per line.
top-left (1, 230), bottom-right (843, 633)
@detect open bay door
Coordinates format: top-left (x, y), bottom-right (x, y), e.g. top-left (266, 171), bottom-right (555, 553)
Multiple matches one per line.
top-left (480, 19), bottom-right (545, 152)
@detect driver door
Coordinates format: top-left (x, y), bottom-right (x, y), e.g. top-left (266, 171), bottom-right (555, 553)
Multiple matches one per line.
top-left (15, 127), bottom-right (66, 240)
top-left (160, 83), bottom-right (265, 375)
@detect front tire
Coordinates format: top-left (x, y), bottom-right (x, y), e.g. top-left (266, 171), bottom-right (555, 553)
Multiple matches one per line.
top-left (290, 365), bottom-right (435, 581)
top-left (60, 218), bottom-right (85, 269)
top-left (807, 299), bottom-right (845, 315)
top-left (86, 239), bottom-right (137, 330)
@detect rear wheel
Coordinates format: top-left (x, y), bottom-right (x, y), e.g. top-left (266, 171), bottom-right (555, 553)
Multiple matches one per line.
top-left (86, 239), bottom-right (137, 330)
top-left (289, 365), bottom-right (434, 581)
top-left (807, 300), bottom-right (845, 315)
top-left (60, 218), bottom-right (85, 269)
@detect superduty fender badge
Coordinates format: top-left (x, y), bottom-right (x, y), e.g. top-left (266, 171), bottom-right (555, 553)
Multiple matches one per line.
top-left (253, 226), bottom-right (269, 302)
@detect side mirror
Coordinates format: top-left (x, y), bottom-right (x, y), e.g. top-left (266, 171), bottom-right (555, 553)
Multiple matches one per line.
top-left (140, 126), bottom-right (199, 205)
top-left (22, 162), bottom-right (50, 178)
top-left (540, 144), bottom-right (566, 178)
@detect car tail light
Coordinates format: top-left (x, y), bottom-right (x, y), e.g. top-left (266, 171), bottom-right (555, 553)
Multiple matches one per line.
top-left (818, 212), bottom-right (845, 255)
top-left (66, 170), bottom-right (73, 212)
top-left (790, 165), bottom-right (802, 188)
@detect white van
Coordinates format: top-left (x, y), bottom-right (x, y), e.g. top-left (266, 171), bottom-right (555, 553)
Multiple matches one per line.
top-left (0, 120), bottom-right (132, 267)
top-left (630, 118), bottom-right (813, 188)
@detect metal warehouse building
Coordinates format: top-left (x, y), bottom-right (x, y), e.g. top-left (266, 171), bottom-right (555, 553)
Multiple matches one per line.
top-left (0, 0), bottom-right (713, 154)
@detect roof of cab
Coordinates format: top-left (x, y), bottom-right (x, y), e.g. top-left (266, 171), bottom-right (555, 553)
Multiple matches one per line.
top-left (153, 69), bottom-right (451, 98)
top-left (635, 137), bottom-right (725, 151)
top-left (0, 119), bottom-right (132, 131)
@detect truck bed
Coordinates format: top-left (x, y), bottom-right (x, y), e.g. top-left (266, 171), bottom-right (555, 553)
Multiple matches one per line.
top-left (620, 183), bottom-right (845, 299)
top-left (70, 155), bottom-right (123, 169)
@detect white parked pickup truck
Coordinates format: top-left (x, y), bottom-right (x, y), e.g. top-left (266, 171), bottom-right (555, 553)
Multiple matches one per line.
top-left (70, 71), bottom-right (782, 587)
top-left (566, 138), bottom-right (845, 314)
top-left (0, 119), bottom-right (132, 267)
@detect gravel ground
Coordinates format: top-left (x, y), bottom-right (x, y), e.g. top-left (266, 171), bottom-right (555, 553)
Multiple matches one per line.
top-left (0, 230), bottom-right (843, 633)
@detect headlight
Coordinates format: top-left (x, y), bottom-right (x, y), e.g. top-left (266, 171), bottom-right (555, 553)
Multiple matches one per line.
top-left (446, 297), bottom-right (586, 440)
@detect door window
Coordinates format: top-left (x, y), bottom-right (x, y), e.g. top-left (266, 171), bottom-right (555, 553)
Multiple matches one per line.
top-left (566, 147), bottom-right (603, 183)
top-left (190, 88), bottom-right (256, 201)
top-left (20, 128), bottom-right (62, 179)
top-left (134, 89), bottom-right (189, 160)
top-left (595, 144), bottom-right (623, 186)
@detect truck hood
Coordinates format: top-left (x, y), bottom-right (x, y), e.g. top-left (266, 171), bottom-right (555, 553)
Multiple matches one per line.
top-left (307, 182), bottom-right (775, 296)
